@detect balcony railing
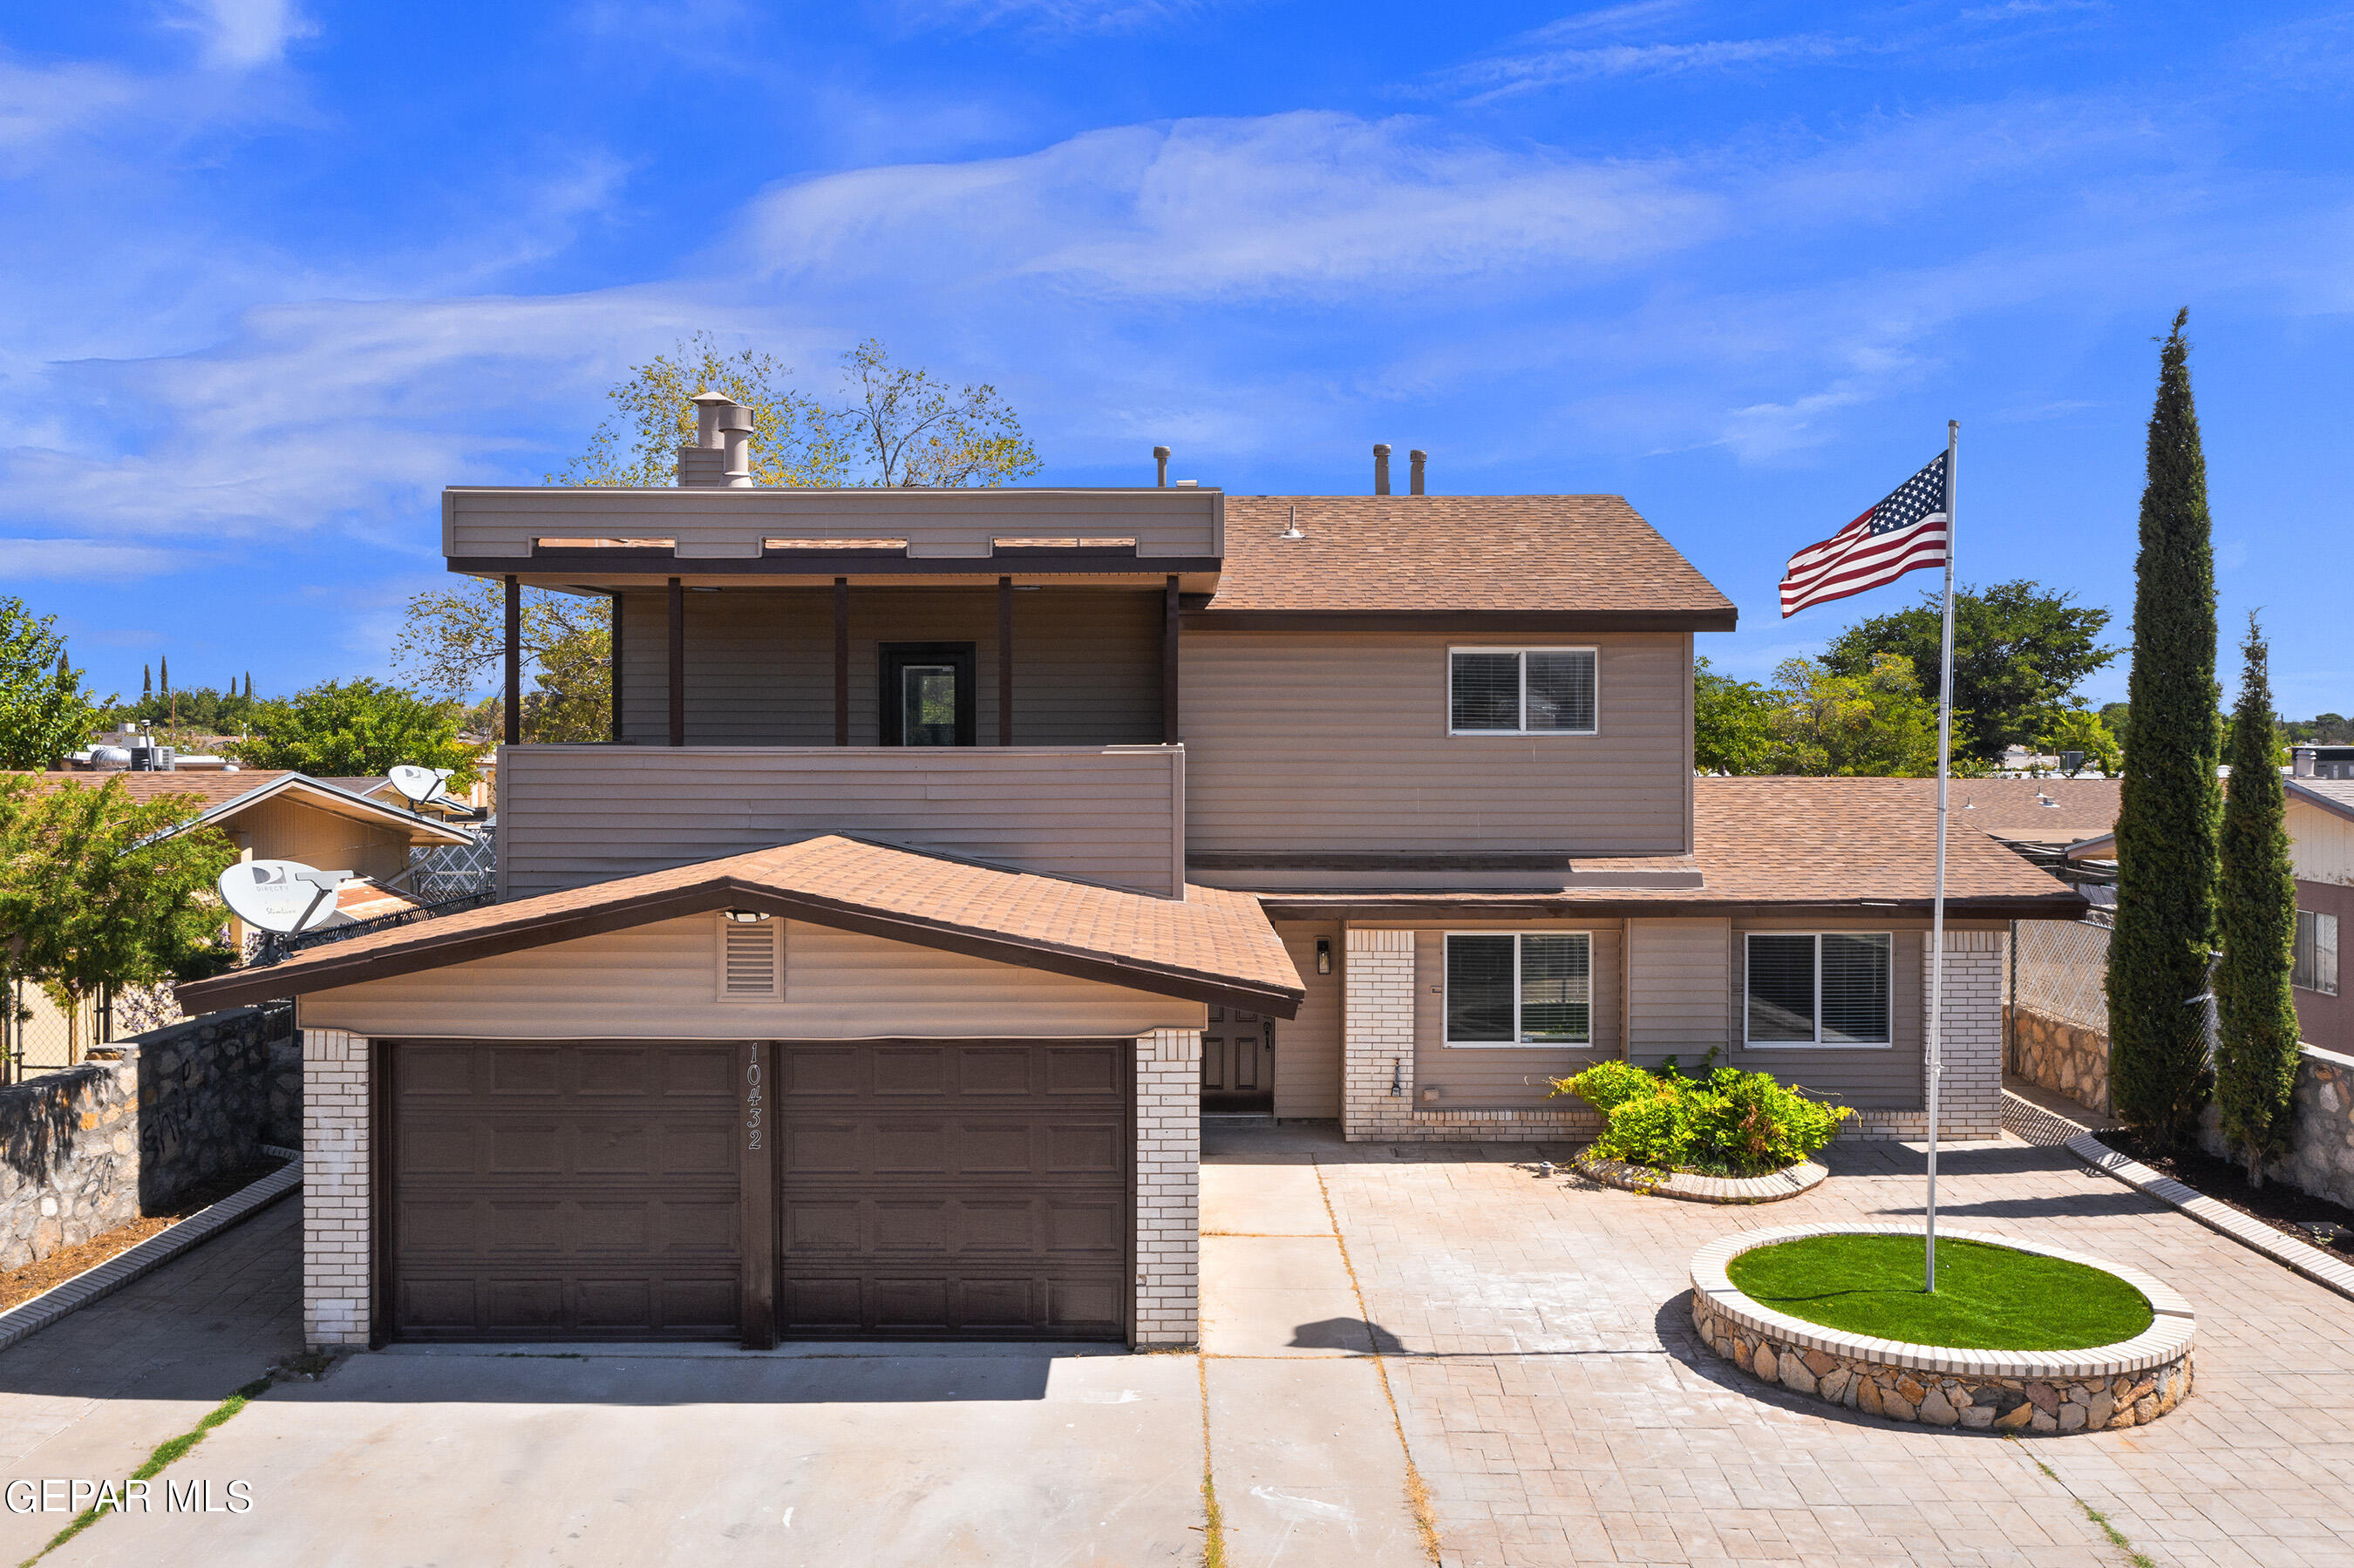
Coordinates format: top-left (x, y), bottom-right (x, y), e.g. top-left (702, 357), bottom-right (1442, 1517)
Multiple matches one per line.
top-left (498, 744), bottom-right (1187, 901)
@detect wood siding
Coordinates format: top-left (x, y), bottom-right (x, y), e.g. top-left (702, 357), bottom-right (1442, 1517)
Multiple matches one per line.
top-left (1273, 921), bottom-right (1343, 1119)
top-left (300, 915), bottom-right (1205, 1040)
top-left (1625, 918), bottom-right (1731, 1068)
top-left (497, 743), bottom-right (1185, 899)
top-left (615, 586), bottom-right (1162, 748)
top-left (2290, 794), bottom-right (2354, 887)
top-left (1180, 631), bottom-right (1692, 862)
top-left (225, 797), bottom-right (413, 883)
top-left (1411, 924), bottom-right (1621, 1110)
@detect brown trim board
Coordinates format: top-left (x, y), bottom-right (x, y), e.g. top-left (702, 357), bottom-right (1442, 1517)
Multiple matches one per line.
top-left (178, 879), bottom-right (1303, 1017)
top-left (1182, 608), bottom-right (1738, 634)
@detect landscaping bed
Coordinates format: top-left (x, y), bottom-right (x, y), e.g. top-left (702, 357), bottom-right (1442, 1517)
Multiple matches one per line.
top-left (2094, 1128), bottom-right (2354, 1257)
top-left (0, 1157), bottom-right (289, 1311)
top-left (1690, 1224), bottom-right (2195, 1434)
top-left (1575, 1150), bottom-right (1827, 1204)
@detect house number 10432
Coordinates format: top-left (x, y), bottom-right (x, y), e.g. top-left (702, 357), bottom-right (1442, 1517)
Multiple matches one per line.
top-left (745, 1056), bottom-right (764, 1151)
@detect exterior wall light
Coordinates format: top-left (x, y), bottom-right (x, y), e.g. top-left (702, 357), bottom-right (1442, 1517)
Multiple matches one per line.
top-left (724, 909), bottom-right (771, 925)
top-left (1315, 937), bottom-right (1332, 975)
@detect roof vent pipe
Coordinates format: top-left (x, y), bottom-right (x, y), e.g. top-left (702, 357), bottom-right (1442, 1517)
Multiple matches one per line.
top-left (1410, 449), bottom-right (1427, 495)
top-left (1153, 445), bottom-right (1171, 487)
top-left (716, 401), bottom-right (757, 487)
top-left (691, 390), bottom-right (731, 449)
top-left (1373, 443), bottom-right (1391, 496)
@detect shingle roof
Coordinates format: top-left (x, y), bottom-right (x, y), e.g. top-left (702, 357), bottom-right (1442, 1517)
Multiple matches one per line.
top-left (177, 834), bottom-right (1303, 1015)
top-left (2291, 778), bottom-right (2354, 822)
top-left (2, 770), bottom-right (474, 845)
top-left (1938, 777), bottom-right (2120, 840)
top-left (1202, 496), bottom-right (1737, 618)
top-left (5, 769), bottom-right (293, 806)
top-left (1260, 776), bottom-right (2086, 917)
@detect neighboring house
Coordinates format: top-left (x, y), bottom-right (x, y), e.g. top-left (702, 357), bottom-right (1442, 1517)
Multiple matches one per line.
top-left (2068, 777), bottom-right (2350, 1052)
top-left (176, 418), bottom-right (2086, 1354)
top-left (319, 773), bottom-right (495, 821)
top-left (2295, 746), bottom-right (2354, 783)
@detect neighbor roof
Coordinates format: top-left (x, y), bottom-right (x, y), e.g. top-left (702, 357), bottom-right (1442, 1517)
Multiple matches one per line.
top-left (1199, 496), bottom-right (1737, 624)
top-left (1937, 777), bottom-right (2120, 842)
top-left (2066, 776), bottom-right (2354, 862)
top-left (177, 834), bottom-right (1303, 1015)
top-left (3, 770), bottom-right (473, 846)
top-left (1261, 776), bottom-right (2087, 919)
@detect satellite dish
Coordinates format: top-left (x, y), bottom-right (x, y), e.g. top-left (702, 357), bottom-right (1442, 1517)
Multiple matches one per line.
top-left (388, 764), bottom-right (452, 806)
top-left (218, 860), bottom-right (353, 935)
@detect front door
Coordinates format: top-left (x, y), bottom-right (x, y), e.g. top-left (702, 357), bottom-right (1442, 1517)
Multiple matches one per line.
top-left (879, 642), bottom-right (976, 747)
top-left (1200, 1006), bottom-right (1274, 1113)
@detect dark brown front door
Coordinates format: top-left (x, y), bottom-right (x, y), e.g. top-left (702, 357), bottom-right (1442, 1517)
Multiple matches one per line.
top-left (385, 1042), bottom-right (742, 1341)
top-left (777, 1041), bottom-right (1128, 1339)
top-left (1201, 1006), bottom-right (1273, 1112)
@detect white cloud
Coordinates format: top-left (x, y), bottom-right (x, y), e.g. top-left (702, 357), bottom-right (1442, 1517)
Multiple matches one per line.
top-left (1445, 32), bottom-right (1854, 100)
top-left (176, 0), bottom-right (317, 70)
top-left (890, 0), bottom-right (1211, 37)
top-left (0, 538), bottom-right (191, 580)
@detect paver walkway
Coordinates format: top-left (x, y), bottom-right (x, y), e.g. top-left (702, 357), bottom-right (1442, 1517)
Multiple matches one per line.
top-left (1272, 1128), bottom-right (2354, 1568)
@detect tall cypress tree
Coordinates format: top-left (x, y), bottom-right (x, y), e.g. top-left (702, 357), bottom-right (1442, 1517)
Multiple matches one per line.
top-left (142, 664), bottom-right (152, 698)
top-left (2107, 309), bottom-right (2223, 1149)
top-left (2215, 614), bottom-right (2302, 1183)
top-left (159, 655), bottom-right (169, 695)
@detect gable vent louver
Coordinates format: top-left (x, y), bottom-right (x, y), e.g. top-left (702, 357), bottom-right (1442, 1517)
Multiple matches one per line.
top-left (717, 917), bottom-right (782, 1001)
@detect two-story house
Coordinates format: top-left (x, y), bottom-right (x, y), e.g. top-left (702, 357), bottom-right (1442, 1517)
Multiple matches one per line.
top-left (179, 407), bottom-right (2084, 1356)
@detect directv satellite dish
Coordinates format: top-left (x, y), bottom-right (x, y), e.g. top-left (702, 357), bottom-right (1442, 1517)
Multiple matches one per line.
top-left (388, 764), bottom-right (452, 807)
top-left (218, 860), bottom-right (353, 936)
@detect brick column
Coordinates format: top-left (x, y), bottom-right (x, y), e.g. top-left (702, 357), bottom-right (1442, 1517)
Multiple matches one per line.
top-left (303, 1028), bottom-right (371, 1348)
top-left (1133, 1028), bottom-right (1201, 1348)
top-left (1931, 929), bottom-right (2007, 1140)
top-left (1342, 928), bottom-right (1416, 1143)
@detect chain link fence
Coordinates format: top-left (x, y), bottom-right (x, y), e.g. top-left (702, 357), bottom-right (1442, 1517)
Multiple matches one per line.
top-left (0, 976), bottom-right (109, 1083)
top-left (2014, 918), bottom-right (2112, 1033)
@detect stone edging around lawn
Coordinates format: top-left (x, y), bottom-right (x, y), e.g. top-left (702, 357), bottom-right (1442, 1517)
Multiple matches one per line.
top-left (1576, 1151), bottom-right (1828, 1205)
top-left (2065, 1131), bottom-right (2354, 1306)
top-left (1689, 1222), bottom-right (2196, 1435)
top-left (0, 1155), bottom-right (303, 1357)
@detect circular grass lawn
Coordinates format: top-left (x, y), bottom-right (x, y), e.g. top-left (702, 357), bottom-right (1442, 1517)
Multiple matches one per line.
top-left (1725, 1234), bottom-right (2154, 1351)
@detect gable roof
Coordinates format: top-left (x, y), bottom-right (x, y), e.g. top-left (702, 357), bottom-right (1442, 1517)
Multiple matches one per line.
top-left (2066, 776), bottom-right (2354, 862)
top-left (1196, 496), bottom-right (1737, 627)
top-left (3, 770), bottom-right (474, 846)
top-left (176, 834), bottom-right (1303, 1016)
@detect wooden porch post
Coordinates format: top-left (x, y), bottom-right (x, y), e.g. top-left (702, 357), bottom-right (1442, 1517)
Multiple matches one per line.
top-left (833, 577), bottom-right (851, 746)
top-left (608, 590), bottom-right (623, 743)
top-left (502, 574), bottom-right (520, 747)
top-left (666, 576), bottom-right (685, 748)
top-left (998, 575), bottom-right (1016, 747)
top-left (1162, 574), bottom-right (1180, 744)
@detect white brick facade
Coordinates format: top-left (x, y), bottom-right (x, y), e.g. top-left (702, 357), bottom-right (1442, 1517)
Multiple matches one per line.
top-left (1338, 927), bottom-right (1597, 1144)
top-left (1133, 1028), bottom-right (1202, 1347)
top-left (1853, 928), bottom-right (2007, 1141)
top-left (302, 1028), bottom-right (372, 1348)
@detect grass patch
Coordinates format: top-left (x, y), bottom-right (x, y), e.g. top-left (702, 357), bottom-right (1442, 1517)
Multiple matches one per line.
top-left (1725, 1235), bottom-right (2153, 1350)
top-left (21, 1376), bottom-right (272, 1565)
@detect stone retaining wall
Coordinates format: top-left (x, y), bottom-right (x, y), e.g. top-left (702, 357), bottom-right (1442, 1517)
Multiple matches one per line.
top-left (2007, 1004), bottom-right (2112, 1117)
top-left (1691, 1291), bottom-right (2193, 1433)
top-left (2199, 1043), bottom-right (2354, 1212)
top-left (0, 1005), bottom-right (285, 1271)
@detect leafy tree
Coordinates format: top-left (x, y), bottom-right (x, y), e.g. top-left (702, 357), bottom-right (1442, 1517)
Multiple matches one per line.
top-left (836, 337), bottom-right (1040, 487)
top-left (0, 777), bottom-right (235, 1062)
top-left (238, 679), bottom-right (481, 782)
top-left (1761, 654), bottom-right (1942, 777)
top-left (2108, 310), bottom-right (2223, 1151)
top-left (549, 333), bottom-right (1039, 491)
top-left (2215, 614), bottom-right (2303, 1184)
top-left (2037, 710), bottom-right (2122, 777)
top-left (1823, 580), bottom-right (2116, 764)
top-left (0, 597), bottom-right (108, 770)
top-left (1693, 657), bottom-right (1775, 774)
top-left (392, 582), bottom-right (610, 743)
top-left (2098, 701), bottom-right (2132, 759)
top-left (99, 684), bottom-right (262, 743)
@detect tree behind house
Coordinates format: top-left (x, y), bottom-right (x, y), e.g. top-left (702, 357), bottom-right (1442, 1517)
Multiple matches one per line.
top-left (0, 777), bottom-right (235, 1062)
top-left (392, 582), bottom-right (611, 743)
top-left (0, 597), bottom-right (108, 770)
top-left (1693, 657), bottom-right (1775, 774)
top-left (238, 679), bottom-right (481, 781)
top-left (2215, 614), bottom-right (2302, 1183)
top-left (2107, 309), bottom-right (2223, 1150)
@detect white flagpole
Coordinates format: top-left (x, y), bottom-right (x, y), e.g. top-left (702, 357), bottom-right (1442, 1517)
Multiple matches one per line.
top-left (1925, 420), bottom-right (1958, 1293)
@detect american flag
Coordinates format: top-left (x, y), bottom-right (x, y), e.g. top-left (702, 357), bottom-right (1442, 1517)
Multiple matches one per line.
top-left (1779, 451), bottom-right (1950, 618)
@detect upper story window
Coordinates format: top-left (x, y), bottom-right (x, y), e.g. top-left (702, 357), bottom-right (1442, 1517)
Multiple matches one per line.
top-left (1445, 933), bottom-right (1592, 1046)
top-left (2296, 910), bottom-right (2339, 997)
top-left (1745, 932), bottom-right (1892, 1047)
top-left (1449, 648), bottom-right (1597, 735)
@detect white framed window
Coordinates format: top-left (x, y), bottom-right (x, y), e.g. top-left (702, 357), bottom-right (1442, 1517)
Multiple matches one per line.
top-left (1449, 648), bottom-right (1597, 736)
top-left (1745, 932), bottom-right (1892, 1048)
top-left (1444, 932), bottom-right (1593, 1046)
top-left (714, 914), bottom-right (783, 1001)
top-left (2296, 910), bottom-right (2339, 997)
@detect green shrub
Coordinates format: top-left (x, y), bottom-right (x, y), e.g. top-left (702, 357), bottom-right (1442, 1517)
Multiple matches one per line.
top-left (1548, 1059), bottom-right (1854, 1177)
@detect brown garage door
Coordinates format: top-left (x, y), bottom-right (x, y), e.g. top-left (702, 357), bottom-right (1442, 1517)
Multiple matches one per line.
top-left (388, 1041), bottom-right (742, 1341)
top-left (779, 1041), bottom-right (1129, 1340)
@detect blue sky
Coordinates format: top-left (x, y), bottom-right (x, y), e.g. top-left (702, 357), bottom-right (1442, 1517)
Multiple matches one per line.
top-left (3, 1), bottom-right (2350, 714)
